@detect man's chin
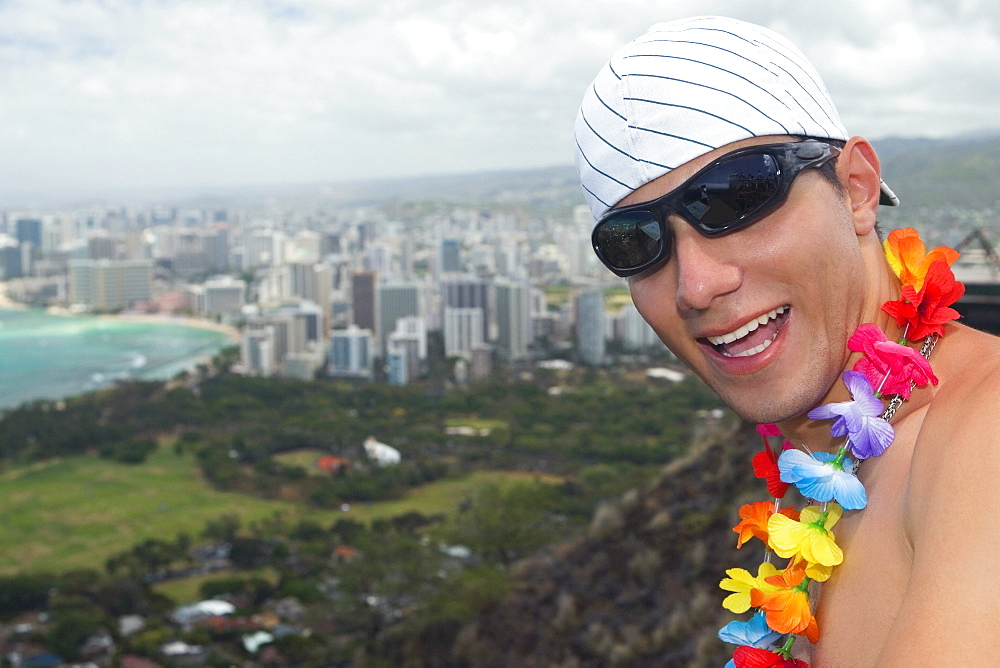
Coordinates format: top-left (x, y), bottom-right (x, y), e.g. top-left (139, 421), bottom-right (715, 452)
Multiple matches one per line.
top-left (723, 398), bottom-right (811, 426)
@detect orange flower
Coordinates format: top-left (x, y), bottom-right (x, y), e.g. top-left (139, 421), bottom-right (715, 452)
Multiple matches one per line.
top-left (751, 561), bottom-right (819, 641)
top-left (884, 228), bottom-right (959, 290)
top-left (733, 501), bottom-right (799, 549)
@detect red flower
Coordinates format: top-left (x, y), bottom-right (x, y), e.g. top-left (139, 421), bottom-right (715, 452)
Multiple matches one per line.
top-left (848, 323), bottom-right (938, 399)
top-left (733, 645), bottom-right (809, 668)
top-left (882, 259), bottom-right (965, 340)
top-left (753, 433), bottom-right (793, 498)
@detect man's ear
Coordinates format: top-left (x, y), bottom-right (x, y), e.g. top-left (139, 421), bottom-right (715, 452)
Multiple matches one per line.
top-left (837, 137), bottom-right (882, 236)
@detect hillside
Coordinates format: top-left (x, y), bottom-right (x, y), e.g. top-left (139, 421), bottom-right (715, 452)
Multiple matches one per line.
top-left (386, 420), bottom-right (763, 667)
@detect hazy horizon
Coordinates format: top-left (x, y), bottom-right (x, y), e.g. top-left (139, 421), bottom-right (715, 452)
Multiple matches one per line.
top-left (3, 0), bottom-right (1000, 203)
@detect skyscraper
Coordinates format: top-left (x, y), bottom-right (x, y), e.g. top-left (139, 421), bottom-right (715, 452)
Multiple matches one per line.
top-left (377, 282), bottom-right (421, 356)
top-left (441, 276), bottom-right (492, 342)
top-left (576, 289), bottom-right (606, 366)
top-left (444, 307), bottom-right (485, 359)
top-left (68, 259), bottom-right (154, 311)
top-left (329, 326), bottom-right (374, 379)
top-left (351, 271), bottom-right (378, 341)
top-left (495, 280), bottom-right (531, 361)
top-left (15, 219), bottom-right (42, 249)
top-left (439, 239), bottom-right (462, 273)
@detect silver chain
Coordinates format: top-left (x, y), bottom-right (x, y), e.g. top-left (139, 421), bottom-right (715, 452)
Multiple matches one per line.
top-left (879, 333), bottom-right (938, 422)
top-left (850, 333), bottom-right (939, 475)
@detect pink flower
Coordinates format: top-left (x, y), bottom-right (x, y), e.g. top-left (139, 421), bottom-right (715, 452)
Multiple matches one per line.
top-left (848, 323), bottom-right (937, 399)
top-left (756, 424), bottom-right (783, 438)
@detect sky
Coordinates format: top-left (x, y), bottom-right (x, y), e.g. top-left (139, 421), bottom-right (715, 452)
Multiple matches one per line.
top-left (2, 0), bottom-right (999, 200)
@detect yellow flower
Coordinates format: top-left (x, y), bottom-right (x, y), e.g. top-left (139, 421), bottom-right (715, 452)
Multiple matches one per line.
top-left (720, 561), bottom-right (780, 613)
top-left (767, 503), bottom-right (844, 568)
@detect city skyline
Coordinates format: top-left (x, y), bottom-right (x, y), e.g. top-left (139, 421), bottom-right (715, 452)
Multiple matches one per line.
top-left (2, 0), bottom-right (1000, 202)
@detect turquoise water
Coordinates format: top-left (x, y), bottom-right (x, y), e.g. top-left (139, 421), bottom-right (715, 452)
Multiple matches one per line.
top-left (0, 309), bottom-right (233, 409)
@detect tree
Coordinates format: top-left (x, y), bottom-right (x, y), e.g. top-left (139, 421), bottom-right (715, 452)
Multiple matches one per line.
top-left (445, 481), bottom-right (561, 567)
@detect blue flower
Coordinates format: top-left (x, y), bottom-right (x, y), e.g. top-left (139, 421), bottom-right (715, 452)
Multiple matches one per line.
top-left (718, 611), bottom-right (784, 647)
top-left (778, 449), bottom-right (867, 510)
top-left (808, 370), bottom-right (895, 459)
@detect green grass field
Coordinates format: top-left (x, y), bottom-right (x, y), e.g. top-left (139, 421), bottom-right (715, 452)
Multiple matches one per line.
top-left (0, 446), bottom-right (547, 577)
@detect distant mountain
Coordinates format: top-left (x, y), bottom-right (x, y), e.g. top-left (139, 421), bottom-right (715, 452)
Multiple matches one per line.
top-left (22, 133), bottom-right (998, 212)
top-left (872, 134), bottom-right (1000, 209)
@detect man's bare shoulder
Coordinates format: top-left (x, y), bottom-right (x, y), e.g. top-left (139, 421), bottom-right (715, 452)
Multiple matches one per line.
top-left (908, 323), bottom-right (1000, 512)
top-left (870, 325), bottom-right (1000, 664)
top-left (925, 323), bottom-right (1000, 424)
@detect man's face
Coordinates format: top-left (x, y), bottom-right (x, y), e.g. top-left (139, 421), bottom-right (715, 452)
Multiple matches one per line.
top-left (623, 137), bottom-right (870, 424)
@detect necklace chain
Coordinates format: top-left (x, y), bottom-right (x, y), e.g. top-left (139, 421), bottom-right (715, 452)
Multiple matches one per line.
top-left (879, 333), bottom-right (938, 422)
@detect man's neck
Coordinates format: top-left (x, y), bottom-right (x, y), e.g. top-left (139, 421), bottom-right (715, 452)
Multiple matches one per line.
top-left (775, 254), bottom-right (908, 453)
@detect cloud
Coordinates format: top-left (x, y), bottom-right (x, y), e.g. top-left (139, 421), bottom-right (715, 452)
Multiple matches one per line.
top-left (0, 0), bottom-right (999, 197)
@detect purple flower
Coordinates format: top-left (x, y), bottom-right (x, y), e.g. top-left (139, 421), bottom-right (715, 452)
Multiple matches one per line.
top-left (808, 370), bottom-right (895, 459)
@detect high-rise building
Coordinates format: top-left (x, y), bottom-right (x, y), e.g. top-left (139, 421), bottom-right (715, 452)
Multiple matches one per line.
top-left (241, 326), bottom-right (276, 376)
top-left (329, 326), bottom-right (374, 379)
top-left (440, 239), bottom-right (462, 273)
top-left (202, 276), bottom-right (247, 316)
top-left (377, 282), bottom-right (421, 356)
top-left (68, 259), bottom-right (154, 311)
top-left (351, 271), bottom-right (378, 339)
top-left (287, 263), bottom-right (332, 333)
top-left (388, 331), bottom-right (422, 383)
top-left (15, 219), bottom-right (42, 249)
top-left (441, 276), bottom-right (492, 342)
top-left (623, 302), bottom-right (664, 350)
top-left (393, 315), bottom-right (428, 361)
top-left (0, 243), bottom-right (23, 280)
top-left (385, 341), bottom-right (409, 386)
top-left (576, 289), bottom-right (606, 366)
top-left (444, 307), bottom-right (485, 359)
top-left (495, 280), bottom-right (532, 361)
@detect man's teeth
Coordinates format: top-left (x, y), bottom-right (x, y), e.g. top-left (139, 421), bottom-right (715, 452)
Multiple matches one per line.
top-left (706, 305), bottom-right (789, 347)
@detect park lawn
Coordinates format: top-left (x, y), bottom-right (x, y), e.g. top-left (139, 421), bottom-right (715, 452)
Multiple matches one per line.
top-left (0, 446), bottom-right (344, 575)
top-left (272, 449), bottom-right (330, 475)
top-left (153, 566), bottom-right (280, 605)
top-left (444, 417), bottom-right (509, 432)
top-left (0, 447), bottom-right (557, 577)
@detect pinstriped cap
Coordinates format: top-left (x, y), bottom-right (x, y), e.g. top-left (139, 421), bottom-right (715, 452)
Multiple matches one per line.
top-left (574, 16), bottom-right (896, 220)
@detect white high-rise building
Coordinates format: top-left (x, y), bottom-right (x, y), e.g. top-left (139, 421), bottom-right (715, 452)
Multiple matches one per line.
top-left (68, 258), bottom-right (153, 311)
top-left (623, 303), bottom-right (664, 350)
top-left (576, 289), bottom-right (606, 366)
top-left (444, 307), bottom-right (484, 359)
top-left (203, 276), bottom-right (246, 316)
top-left (241, 326), bottom-right (276, 377)
top-left (393, 316), bottom-right (428, 361)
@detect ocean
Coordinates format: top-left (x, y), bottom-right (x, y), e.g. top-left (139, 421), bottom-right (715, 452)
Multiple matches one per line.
top-left (0, 309), bottom-right (234, 410)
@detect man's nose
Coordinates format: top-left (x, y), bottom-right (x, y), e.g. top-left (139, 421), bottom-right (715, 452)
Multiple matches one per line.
top-left (672, 222), bottom-right (743, 312)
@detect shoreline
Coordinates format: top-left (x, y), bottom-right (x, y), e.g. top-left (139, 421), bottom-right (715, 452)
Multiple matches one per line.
top-left (0, 282), bottom-right (240, 344)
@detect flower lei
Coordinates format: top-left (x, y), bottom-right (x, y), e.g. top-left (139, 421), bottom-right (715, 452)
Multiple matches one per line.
top-left (718, 228), bottom-right (966, 667)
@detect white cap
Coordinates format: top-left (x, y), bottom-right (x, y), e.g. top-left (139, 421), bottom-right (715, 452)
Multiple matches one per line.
top-left (574, 16), bottom-right (897, 220)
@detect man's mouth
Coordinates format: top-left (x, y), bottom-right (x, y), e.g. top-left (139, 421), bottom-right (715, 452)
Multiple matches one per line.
top-left (704, 305), bottom-right (790, 358)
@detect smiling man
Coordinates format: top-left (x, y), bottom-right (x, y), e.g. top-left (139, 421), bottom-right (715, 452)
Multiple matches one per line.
top-left (575, 15), bottom-right (1000, 667)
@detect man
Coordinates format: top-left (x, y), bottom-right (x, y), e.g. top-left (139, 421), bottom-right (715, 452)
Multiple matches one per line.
top-left (574, 16), bottom-right (1000, 666)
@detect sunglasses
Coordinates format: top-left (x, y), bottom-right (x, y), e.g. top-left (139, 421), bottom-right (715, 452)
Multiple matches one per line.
top-left (591, 140), bottom-right (841, 278)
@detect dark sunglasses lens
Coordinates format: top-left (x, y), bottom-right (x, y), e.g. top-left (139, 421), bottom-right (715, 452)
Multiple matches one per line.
top-left (681, 153), bottom-right (781, 229)
top-left (595, 211), bottom-right (664, 271)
